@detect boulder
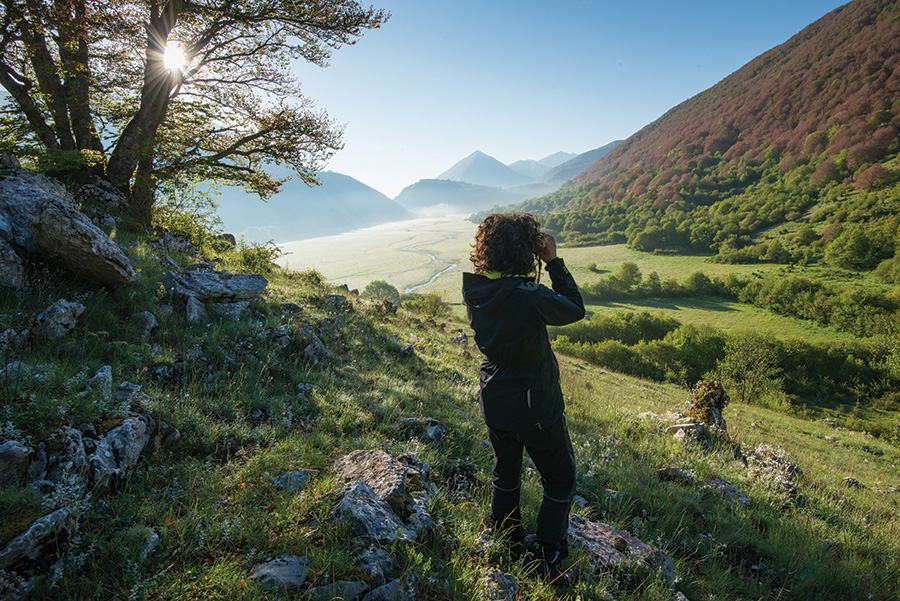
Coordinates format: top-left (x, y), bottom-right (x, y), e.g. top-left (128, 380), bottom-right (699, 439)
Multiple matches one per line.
top-left (89, 414), bottom-right (154, 487)
top-left (568, 513), bottom-right (674, 583)
top-left (333, 449), bottom-right (417, 509)
top-left (33, 299), bottom-right (84, 340)
top-left (0, 505), bottom-right (77, 571)
top-left (303, 335), bottom-right (330, 364)
top-left (160, 270), bottom-right (267, 303)
top-left (0, 169), bottom-right (135, 287)
top-left (248, 555), bottom-right (311, 592)
top-left (331, 481), bottom-right (414, 542)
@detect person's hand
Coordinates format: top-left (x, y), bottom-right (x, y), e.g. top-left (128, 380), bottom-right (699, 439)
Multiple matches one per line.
top-left (539, 233), bottom-right (557, 263)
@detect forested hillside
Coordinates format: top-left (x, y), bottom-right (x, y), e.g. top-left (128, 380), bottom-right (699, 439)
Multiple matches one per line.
top-left (512, 0), bottom-right (900, 264)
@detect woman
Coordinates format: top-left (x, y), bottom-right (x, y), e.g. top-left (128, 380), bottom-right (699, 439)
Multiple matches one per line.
top-left (462, 213), bottom-right (585, 579)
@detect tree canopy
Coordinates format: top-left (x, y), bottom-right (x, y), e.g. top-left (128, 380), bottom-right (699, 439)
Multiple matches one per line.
top-left (0, 0), bottom-right (388, 222)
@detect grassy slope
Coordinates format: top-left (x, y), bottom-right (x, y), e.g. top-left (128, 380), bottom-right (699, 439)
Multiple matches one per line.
top-left (3, 236), bottom-right (898, 600)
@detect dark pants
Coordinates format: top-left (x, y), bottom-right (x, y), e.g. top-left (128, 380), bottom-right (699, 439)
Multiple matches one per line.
top-left (488, 416), bottom-right (576, 563)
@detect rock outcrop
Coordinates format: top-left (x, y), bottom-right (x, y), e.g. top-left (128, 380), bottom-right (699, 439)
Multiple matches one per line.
top-left (0, 167), bottom-right (135, 287)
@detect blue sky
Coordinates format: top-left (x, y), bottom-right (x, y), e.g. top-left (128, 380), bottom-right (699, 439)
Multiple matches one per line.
top-left (293, 0), bottom-right (848, 198)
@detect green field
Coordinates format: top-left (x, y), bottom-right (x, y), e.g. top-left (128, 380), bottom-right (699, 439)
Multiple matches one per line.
top-left (277, 216), bottom-right (859, 339)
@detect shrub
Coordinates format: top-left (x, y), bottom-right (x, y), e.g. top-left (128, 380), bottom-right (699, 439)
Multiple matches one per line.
top-left (363, 280), bottom-right (401, 303)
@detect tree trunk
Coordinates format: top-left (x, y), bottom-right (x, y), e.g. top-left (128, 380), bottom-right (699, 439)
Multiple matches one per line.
top-left (56, 0), bottom-right (103, 153)
top-left (106, 0), bottom-right (182, 210)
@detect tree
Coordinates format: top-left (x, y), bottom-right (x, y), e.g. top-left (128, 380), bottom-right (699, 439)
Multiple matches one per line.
top-left (0, 0), bottom-right (388, 223)
top-left (716, 328), bottom-right (782, 404)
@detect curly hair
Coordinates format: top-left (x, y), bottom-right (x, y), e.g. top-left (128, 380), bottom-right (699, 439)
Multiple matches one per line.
top-left (470, 213), bottom-right (544, 277)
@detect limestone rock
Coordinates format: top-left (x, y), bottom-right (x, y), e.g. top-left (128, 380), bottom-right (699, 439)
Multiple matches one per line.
top-left (306, 580), bottom-right (369, 601)
top-left (4, 173), bottom-right (138, 286)
top-left (0, 237), bottom-right (24, 288)
top-left (0, 441), bottom-right (30, 485)
top-left (356, 546), bottom-right (396, 587)
top-left (185, 295), bottom-right (209, 324)
top-left (331, 481), bottom-right (414, 542)
top-left (361, 576), bottom-right (419, 601)
top-left (132, 311), bottom-right (158, 338)
top-left (249, 555), bottom-right (311, 592)
top-left (90, 414), bottom-right (153, 487)
top-left (45, 427), bottom-right (86, 486)
top-left (568, 513), bottom-right (674, 583)
top-left (160, 270), bottom-right (267, 303)
top-left (303, 335), bottom-right (330, 364)
top-left (704, 478), bottom-right (752, 507)
top-left (0, 505), bottom-right (77, 571)
top-left (271, 469), bottom-right (319, 491)
top-left (398, 417), bottom-right (450, 442)
top-left (482, 569), bottom-right (518, 601)
top-left (33, 299), bottom-right (84, 339)
top-left (83, 366), bottom-right (113, 401)
top-left (333, 449), bottom-right (415, 508)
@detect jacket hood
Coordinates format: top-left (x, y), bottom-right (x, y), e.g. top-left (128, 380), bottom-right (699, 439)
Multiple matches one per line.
top-left (462, 272), bottom-right (526, 313)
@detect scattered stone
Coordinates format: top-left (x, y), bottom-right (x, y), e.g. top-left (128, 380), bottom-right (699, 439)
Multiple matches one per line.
top-left (161, 270), bottom-right (268, 303)
top-left (304, 335), bottom-right (330, 365)
top-left (113, 381), bottom-right (145, 404)
top-left (704, 478), bottom-right (752, 507)
top-left (399, 345), bottom-right (414, 356)
top-left (398, 416), bottom-right (450, 442)
top-left (450, 332), bottom-right (468, 346)
top-left (33, 299), bottom-right (84, 339)
top-left (0, 168), bottom-right (136, 286)
top-left (568, 513), bottom-right (674, 583)
top-left (83, 366), bottom-right (113, 401)
top-left (331, 481), bottom-right (414, 542)
top-left (44, 427), bottom-right (86, 486)
top-left (817, 418), bottom-right (840, 428)
top-left (356, 546), bottom-right (396, 587)
top-left (249, 555), bottom-right (311, 592)
top-left (673, 592), bottom-right (690, 601)
top-left (482, 569), bottom-right (518, 601)
top-left (306, 580), bottom-right (369, 601)
top-left (271, 470), bottom-right (319, 491)
top-left (0, 567), bottom-right (34, 600)
top-left (605, 489), bottom-right (632, 501)
top-left (474, 529), bottom-right (496, 555)
top-left (843, 476), bottom-right (864, 489)
top-left (145, 529), bottom-right (161, 554)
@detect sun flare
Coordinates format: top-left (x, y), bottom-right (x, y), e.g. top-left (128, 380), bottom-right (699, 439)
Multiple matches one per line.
top-left (163, 43), bottom-right (188, 72)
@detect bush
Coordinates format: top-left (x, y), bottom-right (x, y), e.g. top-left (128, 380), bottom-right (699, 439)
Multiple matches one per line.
top-left (402, 292), bottom-right (450, 317)
top-left (363, 280), bottom-right (401, 303)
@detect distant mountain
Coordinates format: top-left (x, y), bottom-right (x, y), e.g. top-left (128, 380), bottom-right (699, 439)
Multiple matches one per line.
top-left (394, 179), bottom-right (528, 214)
top-left (216, 171), bottom-right (410, 243)
top-left (537, 142), bottom-right (623, 185)
top-left (507, 159), bottom-right (551, 179)
top-left (537, 151), bottom-right (578, 169)
top-left (437, 151), bottom-right (532, 188)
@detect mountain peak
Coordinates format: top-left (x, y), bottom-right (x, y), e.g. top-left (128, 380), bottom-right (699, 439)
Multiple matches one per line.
top-left (437, 151), bottom-right (531, 188)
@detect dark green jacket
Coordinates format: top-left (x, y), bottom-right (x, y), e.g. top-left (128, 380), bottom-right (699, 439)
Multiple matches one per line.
top-left (462, 258), bottom-right (585, 432)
